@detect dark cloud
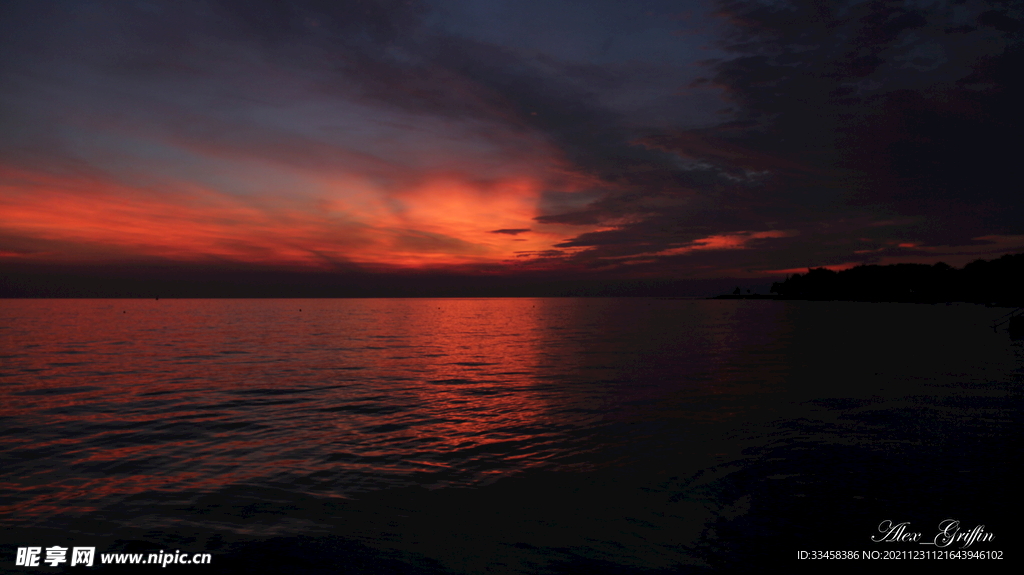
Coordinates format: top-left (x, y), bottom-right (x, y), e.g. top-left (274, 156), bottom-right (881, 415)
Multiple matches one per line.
top-left (529, 0), bottom-right (1024, 272)
top-left (489, 228), bottom-right (531, 235)
top-left (704, 0), bottom-right (1023, 214)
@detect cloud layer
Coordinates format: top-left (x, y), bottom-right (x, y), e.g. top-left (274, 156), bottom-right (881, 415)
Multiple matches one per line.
top-left (2, 0), bottom-right (1022, 283)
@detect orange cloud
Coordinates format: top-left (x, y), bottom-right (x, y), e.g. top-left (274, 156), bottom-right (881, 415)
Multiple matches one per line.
top-left (764, 262), bottom-right (862, 275)
top-left (598, 229), bottom-right (797, 262)
top-left (652, 229), bottom-right (796, 256)
top-left (0, 163), bottom-right (598, 269)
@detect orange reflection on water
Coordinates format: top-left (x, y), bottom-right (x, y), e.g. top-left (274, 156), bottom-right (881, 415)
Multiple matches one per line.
top-left (314, 299), bottom-right (562, 473)
top-left (0, 298), bottom-right (587, 525)
top-left (0, 297), bottom-right (799, 528)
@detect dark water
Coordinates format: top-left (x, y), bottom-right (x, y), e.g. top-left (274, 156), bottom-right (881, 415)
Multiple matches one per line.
top-left (1, 298), bottom-right (1021, 573)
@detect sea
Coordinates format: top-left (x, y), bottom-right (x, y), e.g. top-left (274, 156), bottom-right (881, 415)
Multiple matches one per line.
top-left (1, 298), bottom-right (1020, 573)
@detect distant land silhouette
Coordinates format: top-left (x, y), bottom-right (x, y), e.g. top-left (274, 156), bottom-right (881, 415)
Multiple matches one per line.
top-left (718, 253), bottom-right (1024, 306)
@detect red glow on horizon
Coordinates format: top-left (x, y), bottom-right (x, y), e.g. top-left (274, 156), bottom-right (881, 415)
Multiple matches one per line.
top-left (0, 165), bottom-right (600, 269)
top-left (764, 263), bottom-right (862, 275)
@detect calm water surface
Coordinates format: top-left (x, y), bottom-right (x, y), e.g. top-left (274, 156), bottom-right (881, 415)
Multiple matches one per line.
top-left (1, 298), bottom-right (1021, 573)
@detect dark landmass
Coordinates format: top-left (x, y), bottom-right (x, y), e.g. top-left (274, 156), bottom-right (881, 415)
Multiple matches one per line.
top-left (754, 253), bottom-right (1024, 306)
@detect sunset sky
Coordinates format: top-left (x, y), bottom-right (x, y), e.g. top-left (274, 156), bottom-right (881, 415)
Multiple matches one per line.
top-left (2, 0), bottom-right (1022, 294)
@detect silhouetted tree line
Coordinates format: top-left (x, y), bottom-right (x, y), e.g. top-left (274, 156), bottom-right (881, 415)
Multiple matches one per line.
top-left (770, 253), bottom-right (1024, 305)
